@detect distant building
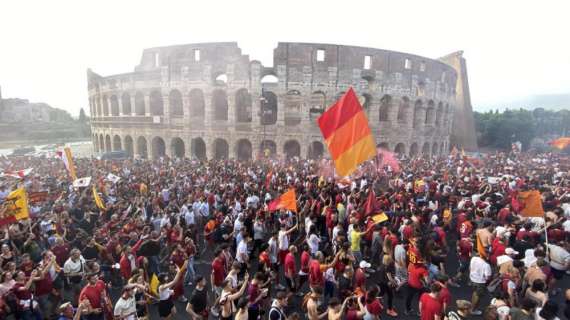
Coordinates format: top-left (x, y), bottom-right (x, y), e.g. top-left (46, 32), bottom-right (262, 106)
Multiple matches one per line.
top-left (0, 87), bottom-right (72, 123)
top-left (88, 42), bottom-right (478, 160)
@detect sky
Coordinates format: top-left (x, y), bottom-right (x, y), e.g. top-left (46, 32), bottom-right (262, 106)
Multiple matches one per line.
top-left (0, 0), bottom-right (569, 116)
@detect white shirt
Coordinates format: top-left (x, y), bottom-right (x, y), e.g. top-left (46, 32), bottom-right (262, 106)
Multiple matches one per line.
top-left (183, 205), bottom-right (195, 225)
top-left (236, 240), bottom-right (248, 263)
top-left (307, 234), bottom-right (320, 255)
top-left (268, 238), bottom-right (278, 263)
top-left (278, 230), bottom-right (289, 251)
top-left (113, 296), bottom-right (136, 320)
top-left (469, 256), bottom-right (492, 284)
top-left (547, 244), bottom-right (570, 270)
top-left (63, 256), bottom-right (86, 274)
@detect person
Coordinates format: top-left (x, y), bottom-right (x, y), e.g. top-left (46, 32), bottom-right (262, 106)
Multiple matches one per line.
top-left (269, 291), bottom-right (289, 320)
top-left (114, 283), bottom-right (145, 320)
top-left (186, 276), bottom-right (208, 320)
top-left (63, 249), bottom-right (85, 305)
top-left (234, 297), bottom-right (249, 320)
top-left (446, 300), bottom-right (472, 320)
top-left (284, 245), bottom-right (298, 291)
top-left (469, 253), bottom-right (492, 315)
top-left (306, 286), bottom-right (327, 320)
top-left (57, 301), bottom-right (89, 320)
top-left (405, 261), bottom-right (429, 315)
top-left (564, 289), bottom-right (570, 320)
top-left (377, 254), bottom-right (397, 316)
top-left (278, 221), bottom-right (298, 265)
top-left (12, 269), bottom-right (43, 320)
top-left (219, 273), bottom-right (249, 320)
top-left (536, 300), bottom-right (560, 320)
top-left (326, 296), bottom-right (351, 320)
top-left (158, 260), bottom-right (187, 319)
top-left (419, 283), bottom-right (442, 320)
top-left (78, 273), bottom-right (106, 320)
top-left (509, 297), bottom-right (537, 320)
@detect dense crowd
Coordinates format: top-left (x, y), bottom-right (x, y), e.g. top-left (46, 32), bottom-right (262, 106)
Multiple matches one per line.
top-left (0, 150), bottom-right (569, 320)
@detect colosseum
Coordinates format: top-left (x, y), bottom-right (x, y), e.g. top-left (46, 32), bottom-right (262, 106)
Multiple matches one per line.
top-left (87, 42), bottom-right (477, 161)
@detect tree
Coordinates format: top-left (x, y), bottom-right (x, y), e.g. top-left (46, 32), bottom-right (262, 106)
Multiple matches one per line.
top-left (79, 108), bottom-right (87, 122)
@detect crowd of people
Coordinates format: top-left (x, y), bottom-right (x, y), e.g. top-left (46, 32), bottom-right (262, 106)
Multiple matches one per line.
top-left (0, 149), bottom-right (569, 320)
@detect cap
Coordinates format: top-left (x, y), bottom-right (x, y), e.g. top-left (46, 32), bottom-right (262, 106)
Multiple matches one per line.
top-left (359, 260), bottom-right (371, 269)
top-left (456, 300), bottom-right (472, 310)
top-left (505, 248), bottom-right (519, 256)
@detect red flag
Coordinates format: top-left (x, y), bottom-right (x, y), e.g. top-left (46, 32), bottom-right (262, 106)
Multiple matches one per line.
top-left (268, 189), bottom-right (297, 213)
top-left (377, 148), bottom-right (400, 173)
top-left (518, 190), bottom-right (545, 217)
top-left (364, 189), bottom-right (380, 216)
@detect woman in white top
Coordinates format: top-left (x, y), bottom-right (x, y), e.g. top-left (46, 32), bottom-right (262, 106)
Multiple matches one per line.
top-left (307, 225), bottom-right (321, 256)
top-left (157, 260), bottom-right (187, 319)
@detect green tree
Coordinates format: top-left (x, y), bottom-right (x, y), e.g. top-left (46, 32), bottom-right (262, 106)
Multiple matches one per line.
top-left (79, 108), bottom-right (87, 122)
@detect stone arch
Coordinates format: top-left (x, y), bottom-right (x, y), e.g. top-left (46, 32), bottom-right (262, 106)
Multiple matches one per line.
top-left (379, 95), bottom-right (392, 122)
top-left (284, 90), bottom-right (302, 126)
top-left (170, 137), bottom-right (185, 158)
top-left (236, 139), bottom-right (252, 161)
top-left (308, 141), bottom-right (324, 159)
top-left (124, 135), bottom-right (134, 157)
top-left (151, 136), bottom-right (166, 159)
top-left (284, 140), bottom-right (301, 159)
top-left (121, 93), bottom-right (132, 115)
top-left (397, 97), bottom-right (410, 123)
top-left (436, 102), bottom-right (444, 126)
top-left (309, 91), bottom-right (326, 115)
top-left (212, 89), bottom-right (228, 121)
top-left (150, 91), bottom-right (164, 116)
top-left (422, 142), bottom-right (430, 156)
top-left (169, 89), bottom-right (183, 117)
top-left (189, 89), bottom-right (205, 118)
top-left (110, 95), bottom-right (119, 116)
top-left (102, 95), bottom-right (109, 116)
top-left (214, 73), bottom-right (228, 86)
top-left (394, 143), bottom-right (406, 156)
top-left (260, 140), bottom-right (277, 157)
top-left (136, 136), bottom-right (148, 159)
top-left (105, 135), bottom-right (111, 152)
top-left (235, 88), bottom-right (252, 122)
top-left (432, 142), bottom-right (439, 156)
top-left (112, 135), bottom-right (122, 151)
top-left (409, 142), bottom-right (419, 157)
top-left (135, 92), bottom-right (145, 116)
top-left (261, 91), bottom-right (277, 125)
top-left (213, 138), bottom-right (229, 160)
top-left (425, 100), bottom-right (436, 125)
top-left (260, 74), bottom-right (278, 84)
top-left (377, 142), bottom-right (389, 150)
top-left (440, 142), bottom-right (445, 155)
top-left (191, 138), bottom-right (206, 161)
top-left (99, 134), bottom-right (105, 151)
top-left (361, 93), bottom-right (372, 110)
top-left (413, 100), bottom-right (424, 128)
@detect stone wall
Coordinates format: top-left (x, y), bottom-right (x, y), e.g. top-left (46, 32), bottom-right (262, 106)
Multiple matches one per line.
top-left (88, 42), bottom-right (471, 160)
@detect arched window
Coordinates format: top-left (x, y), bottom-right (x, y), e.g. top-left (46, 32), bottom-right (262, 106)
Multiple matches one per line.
top-left (189, 89), bottom-right (205, 118)
top-left (110, 95), bottom-right (119, 116)
top-left (379, 95), bottom-right (392, 121)
top-left (284, 90), bottom-right (302, 126)
top-left (212, 89), bottom-right (228, 121)
top-left (397, 97), bottom-right (410, 123)
top-left (135, 92), bottom-right (145, 116)
top-left (235, 89), bottom-right (252, 122)
top-left (149, 91), bottom-right (164, 116)
top-left (169, 89), bottom-right (183, 117)
top-left (121, 93), bottom-right (132, 115)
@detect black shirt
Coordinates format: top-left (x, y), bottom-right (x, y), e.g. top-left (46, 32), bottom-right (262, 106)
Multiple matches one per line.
top-left (189, 287), bottom-right (208, 313)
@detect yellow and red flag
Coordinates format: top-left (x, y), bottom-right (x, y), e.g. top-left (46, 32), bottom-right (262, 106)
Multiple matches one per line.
top-left (92, 185), bottom-right (107, 210)
top-left (317, 87), bottom-right (376, 177)
top-left (268, 188), bottom-right (297, 213)
top-left (0, 188), bottom-right (30, 226)
top-left (56, 147), bottom-right (77, 180)
top-left (549, 137), bottom-right (570, 150)
top-left (518, 190), bottom-right (544, 217)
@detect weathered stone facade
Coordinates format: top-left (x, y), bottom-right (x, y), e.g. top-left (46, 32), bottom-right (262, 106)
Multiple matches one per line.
top-left (88, 42), bottom-right (474, 160)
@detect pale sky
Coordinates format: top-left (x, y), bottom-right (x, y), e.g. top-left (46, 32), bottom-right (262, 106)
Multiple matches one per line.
top-left (0, 0), bottom-right (568, 116)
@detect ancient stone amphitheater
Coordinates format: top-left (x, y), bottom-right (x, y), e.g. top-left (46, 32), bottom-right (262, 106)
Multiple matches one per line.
top-left (88, 42), bottom-right (477, 160)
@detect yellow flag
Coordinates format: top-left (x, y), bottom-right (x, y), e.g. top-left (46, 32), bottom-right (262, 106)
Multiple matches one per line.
top-left (149, 273), bottom-right (159, 296)
top-left (92, 185), bottom-right (106, 210)
top-left (0, 188), bottom-right (30, 226)
top-left (372, 212), bottom-right (389, 224)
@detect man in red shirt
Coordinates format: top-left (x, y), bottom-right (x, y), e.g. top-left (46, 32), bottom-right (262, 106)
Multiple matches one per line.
top-left (284, 245), bottom-right (297, 291)
top-left (454, 237), bottom-right (473, 284)
top-left (419, 283), bottom-right (442, 320)
top-left (309, 251), bottom-right (339, 290)
top-left (405, 263), bottom-right (429, 315)
top-left (435, 274), bottom-right (451, 314)
top-left (298, 244), bottom-right (311, 296)
top-left (210, 249), bottom-right (226, 297)
top-left (79, 273), bottom-right (105, 320)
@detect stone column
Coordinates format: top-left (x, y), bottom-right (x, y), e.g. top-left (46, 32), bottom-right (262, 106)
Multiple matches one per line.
top-left (130, 94), bottom-right (136, 116)
top-left (162, 93), bottom-right (170, 125)
top-left (204, 91), bottom-right (212, 127)
top-left (118, 94), bottom-right (124, 116)
top-left (227, 90), bottom-right (236, 124)
top-left (144, 95), bottom-right (151, 116)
